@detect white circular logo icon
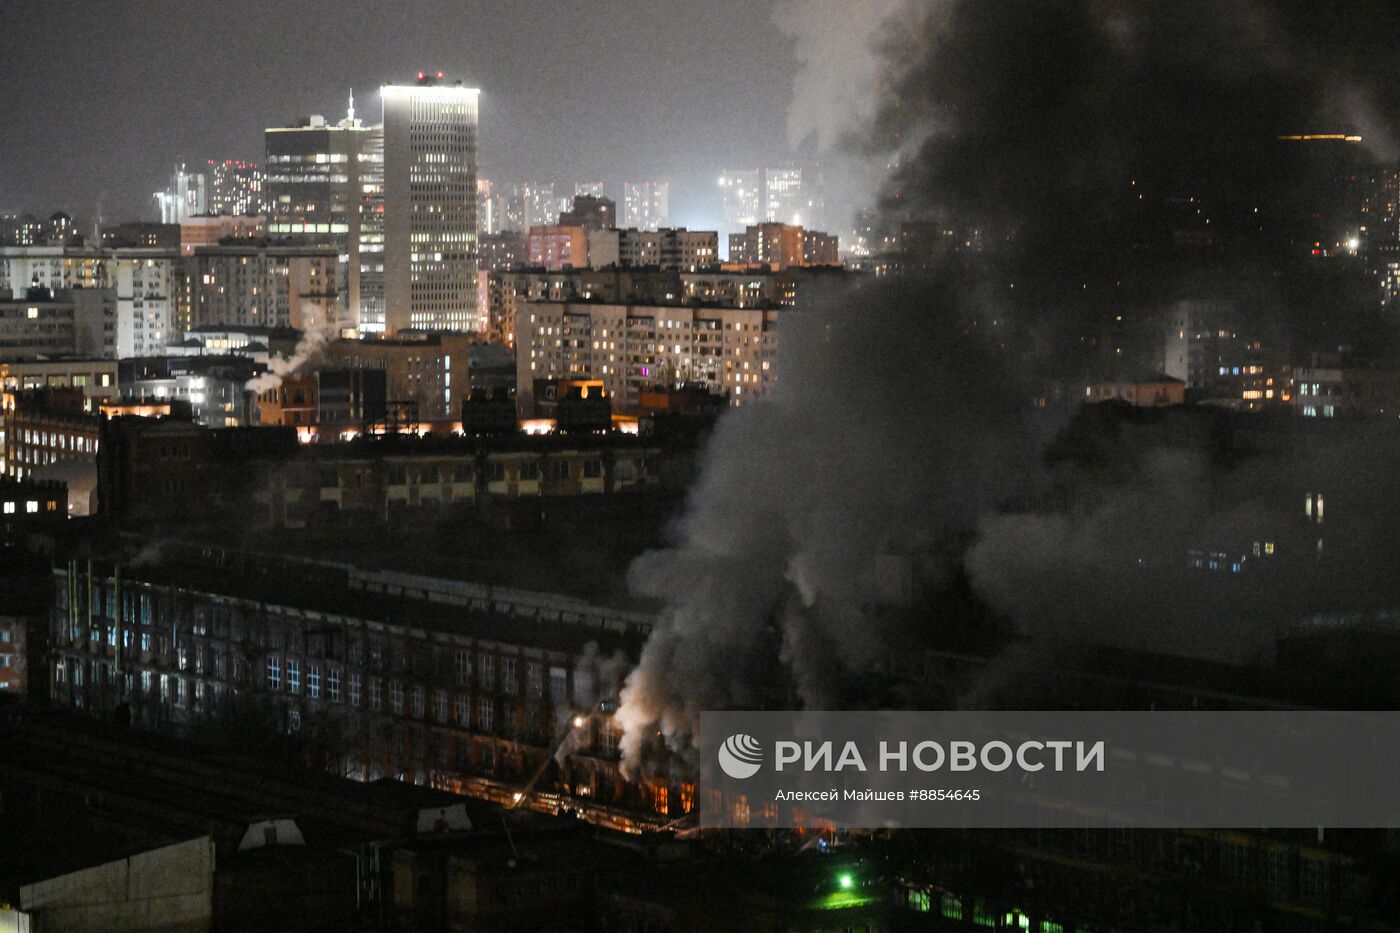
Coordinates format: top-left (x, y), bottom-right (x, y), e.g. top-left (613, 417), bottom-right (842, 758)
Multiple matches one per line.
top-left (717, 733), bottom-right (764, 779)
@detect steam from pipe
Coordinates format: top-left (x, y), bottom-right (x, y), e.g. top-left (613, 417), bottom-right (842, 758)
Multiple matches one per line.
top-left (245, 301), bottom-right (335, 394)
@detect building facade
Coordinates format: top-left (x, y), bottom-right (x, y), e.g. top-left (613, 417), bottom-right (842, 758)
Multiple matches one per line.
top-left (320, 333), bottom-right (478, 422)
top-left (45, 555), bottom-right (672, 824)
top-left (100, 223), bottom-right (180, 250)
top-left (178, 215), bottom-right (267, 254)
top-left (718, 169), bottom-right (761, 230)
top-left (558, 195), bottom-right (615, 231)
top-left (526, 226), bottom-right (590, 271)
top-left (515, 301), bottom-right (778, 412)
top-left (0, 246), bottom-right (111, 295)
top-left (621, 182), bottom-right (669, 231)
top-left (0, 287), bottom-right (116, 360)
top-left (111, 248), bottom-right (183, 358)
top-left (118, 356), bottom-right (260, 428)
top-left (186, 244), bottom-right (338, 331)
top-left (1, 389), bottom-right (101, 481)
top-left (762, 167), bottom-right (804, 225)
top-left (802, 229), bottom-right (840, 266)
top-left (0, 359), bottom-right (118, 408)
top-left (586, 228), bottom-right (718, 272)
top-left (154, 164), bottom-right (207, 225)
top-left (727, 223), bottom-right (807, 269)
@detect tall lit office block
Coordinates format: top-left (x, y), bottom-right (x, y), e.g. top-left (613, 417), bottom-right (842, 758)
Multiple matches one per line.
top-left (153, 164), bottom-right (207, 224)
top-left (207, 160), bottom-right (266, 216)
top-left (623, 181), bottom-right (670, 230)
top-left (381, 74), bottom-right (480, 334)
top-left (719, 170), bottom-right (761, 230)
top-left (763, 167), bottom-right (805, 225)
top-left (265, 98), bottom-right (383, 331)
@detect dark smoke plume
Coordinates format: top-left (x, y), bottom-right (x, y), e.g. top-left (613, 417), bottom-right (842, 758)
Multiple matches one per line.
top-left (616, 1), bottom-right (1400, 771)
top-left (872, 1), bottom-right (1400, 271)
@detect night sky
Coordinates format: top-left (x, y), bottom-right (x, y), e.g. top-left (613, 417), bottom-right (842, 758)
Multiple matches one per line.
top-left (0, 0), bottom-right (811, 231)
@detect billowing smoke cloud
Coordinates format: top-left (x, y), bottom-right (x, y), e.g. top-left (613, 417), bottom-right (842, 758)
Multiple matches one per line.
top-left (615, 1), bottom-right (1400, 773)
top-left (967, 413), bottom-right (1400, 663)
top-left (615, 278), bottom-right (1053, 771)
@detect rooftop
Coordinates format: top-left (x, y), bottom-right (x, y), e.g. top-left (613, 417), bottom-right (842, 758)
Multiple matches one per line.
top-left (85, 538), bottom-right (653, 654)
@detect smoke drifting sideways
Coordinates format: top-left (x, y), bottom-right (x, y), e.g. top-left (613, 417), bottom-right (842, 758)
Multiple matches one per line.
top-left (967, 410), bottom-right (1400, 666)
top-left (613, 1), bottom-right (1400, 773)
top-left (245, 302), bottom-right (336, 394)
top-left (862, 0), bottom-right (1400, 653)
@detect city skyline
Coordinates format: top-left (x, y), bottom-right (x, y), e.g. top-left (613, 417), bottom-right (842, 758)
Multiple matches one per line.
top-left (0, 0), bottom-right (833, 234)
top-left (9, 3), bottom-right (1400, 929)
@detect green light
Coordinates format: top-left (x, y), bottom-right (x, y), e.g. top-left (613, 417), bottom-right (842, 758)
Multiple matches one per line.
top-left (838, 873), bottom-right (854, 890)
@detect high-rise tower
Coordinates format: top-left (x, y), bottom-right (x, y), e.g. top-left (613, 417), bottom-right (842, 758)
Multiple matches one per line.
top-left (265, 94), bottom-right (383, 330)
top-left (381, 73), bottom-right (480, 333)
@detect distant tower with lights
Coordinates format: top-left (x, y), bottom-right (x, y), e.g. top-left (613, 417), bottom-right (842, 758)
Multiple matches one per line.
top-left (380, 71), bottom-right (480, 334)
top-left (265, 93), bottom-right (383, 330)
top-left (622, 181), bottom-right (669, 230)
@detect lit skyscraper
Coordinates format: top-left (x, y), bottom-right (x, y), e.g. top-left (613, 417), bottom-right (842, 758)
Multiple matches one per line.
top-left (265, 98), bottom-right (383, 330)
top-left (514, 182), bottom-right (558, 230)
top-left (381, 73), bottom-right (480, 334)
top-left (207, 159), bottom-right (266, 216)
top-left (718, 169), bottom-right (761, 229)
top-left (762, 167), bottom-right (804, 225)
top-left (153, 163), bottom-right (207, 224)
top-left (623, 181), bottom-right (669, 230)
top-left (477, 179), bottom-right (502, 235)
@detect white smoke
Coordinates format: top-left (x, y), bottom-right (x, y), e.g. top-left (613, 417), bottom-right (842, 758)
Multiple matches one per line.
top-left (245, 301), bottom-right (335, 394)
top-left (556, 641), bottom-right (631, 764)
top-left (771, 0), bottom-right (926, 233)
top-left (772, 0), bottom-right (913, 152)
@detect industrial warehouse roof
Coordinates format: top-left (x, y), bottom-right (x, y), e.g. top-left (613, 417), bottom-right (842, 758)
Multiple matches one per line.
top-left (73, 542), bottom-right (652, 655)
